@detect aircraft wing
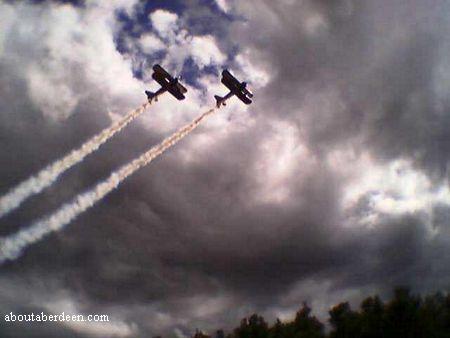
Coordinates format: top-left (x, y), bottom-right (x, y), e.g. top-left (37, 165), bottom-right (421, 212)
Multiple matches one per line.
top-left (152, 64), bottom-right (177, 88)
top-left (221, 69), bottom-right (252, 104)
top-left (221, 69), bottom-right (240, 90)
top-left (235, 91), bottom-right (252, 105)
top-left (167, 82), bottom-right (187, 100)
top-left (152, 71), bottom-right (171, 87)
top-left (153, 64), bottom-right (174, 81)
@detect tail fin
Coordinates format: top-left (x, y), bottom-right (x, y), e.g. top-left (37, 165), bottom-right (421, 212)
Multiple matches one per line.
top-left (214, 95), bottom-right (225, 108)
top-left (145, 90), bottom-right (155, 102)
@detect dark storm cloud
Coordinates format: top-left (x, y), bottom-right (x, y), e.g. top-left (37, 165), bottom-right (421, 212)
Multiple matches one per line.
top-left (232, 0), bottom-right (450, 179)
top-left (227, 0), bottom-right (450, 300)
top-left (1, 0), bottom-right (450, 337)
top-left (343, 212), bottom-right (450, 296)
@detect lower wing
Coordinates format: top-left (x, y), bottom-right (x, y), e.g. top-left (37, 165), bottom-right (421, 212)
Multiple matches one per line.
top-left (235, 91), bottom-right (252, 105)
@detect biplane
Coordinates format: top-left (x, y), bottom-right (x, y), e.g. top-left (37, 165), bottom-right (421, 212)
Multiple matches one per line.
top-left (214, 70), bottom-right (253, 108)
top-left (145, 64), bottom-right (187, 102)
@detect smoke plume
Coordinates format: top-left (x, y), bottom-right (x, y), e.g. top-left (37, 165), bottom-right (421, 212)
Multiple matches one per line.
top-left (0, 101), bottom-right (153, 218)
top-left (0, 108), bottom-right (216, 264)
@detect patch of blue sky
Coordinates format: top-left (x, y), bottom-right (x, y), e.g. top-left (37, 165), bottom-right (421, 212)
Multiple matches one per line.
top-left (114, 0), bottom-right (240, 87)
top-left (181, 59), bottom-right (218, 89)
top-left (115, 1), bottom-right (184, 40)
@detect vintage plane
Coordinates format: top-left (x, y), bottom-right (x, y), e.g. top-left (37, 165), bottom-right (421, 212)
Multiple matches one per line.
top-left (214, 70), bottom-right (253, 108)
top-left (145, 64), bottom-right (187, 102)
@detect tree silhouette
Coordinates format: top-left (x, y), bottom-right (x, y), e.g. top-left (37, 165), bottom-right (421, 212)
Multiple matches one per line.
top-left (359, 296), bottom-right (383, 338)
top-left (293, 303), bottom-right (325, 338)
top-left (383, 288), bottom-right (422, 338)
top-left (234, 314), bottom-right (269, 338)
top-left (329, 302), bottom-right (360, 338)
top-left (188, 288), bottom-right (450, 338)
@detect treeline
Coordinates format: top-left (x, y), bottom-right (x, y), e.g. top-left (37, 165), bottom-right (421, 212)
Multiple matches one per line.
top-left (191, 288), bottom-right (450, 338)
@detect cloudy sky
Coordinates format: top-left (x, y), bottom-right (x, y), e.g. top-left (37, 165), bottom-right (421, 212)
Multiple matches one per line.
top-left (1, 0), bottom-right (450, 337)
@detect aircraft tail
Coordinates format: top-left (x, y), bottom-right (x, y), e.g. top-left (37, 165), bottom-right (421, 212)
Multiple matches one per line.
top-left (214, 95), bottom-right (225, 108)
top-left (145, 90), bottom-right (157, 102)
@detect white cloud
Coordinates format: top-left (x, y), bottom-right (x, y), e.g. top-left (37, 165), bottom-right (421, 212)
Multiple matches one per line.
top-left (337, 153), bottom-right (450, 229)
top-left (0, 1), bottom-right (142, 121)
top-left (0, 2), bottom-right (231, 144)
top-left (253, 120), bottom-right (313, 204)
top-left (85, 0), bottom-right (137, 19)
top-left (158, 32), bottom-right (226, 72)
top-left (150, 9), bottom-right (179, 39)
top-left (190, 35), bottom-right (226, 68)
top-left (214, 0), bottom-right (230, 13)
top-left (143, 10), bottom-right (227, 72)
top-left (235, 51), bottom-right (270, 88)
top-left (303, 12), bottom-right (328, 36)
top-left (139, 33), bottom-right (165, 54)
top-left (27, 65), bottom-right (80, 120)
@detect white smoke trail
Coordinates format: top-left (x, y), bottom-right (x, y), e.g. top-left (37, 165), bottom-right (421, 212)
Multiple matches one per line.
top-left (0, 101), bottom-right (153, 219)
top-left (0, 108), bottom-right (216, 264)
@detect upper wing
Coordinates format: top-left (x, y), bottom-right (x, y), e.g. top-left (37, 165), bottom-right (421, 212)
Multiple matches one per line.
top-left (152, 67), bottom-right (173, 89)
top-left (221, 69), bottom-right (240, 90)
top-left (167, 82), bottom-right (187, 100)
top-left (152, 64), bottom-right (174, 81)
top-left (221, 69), bottom-right (253, 104)
top-left (152, 64), bottom-right (178, 89)
top-left (152, 64), bottom-right (186, 99)
top-left (152, 71), bottom-right (170, 87)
